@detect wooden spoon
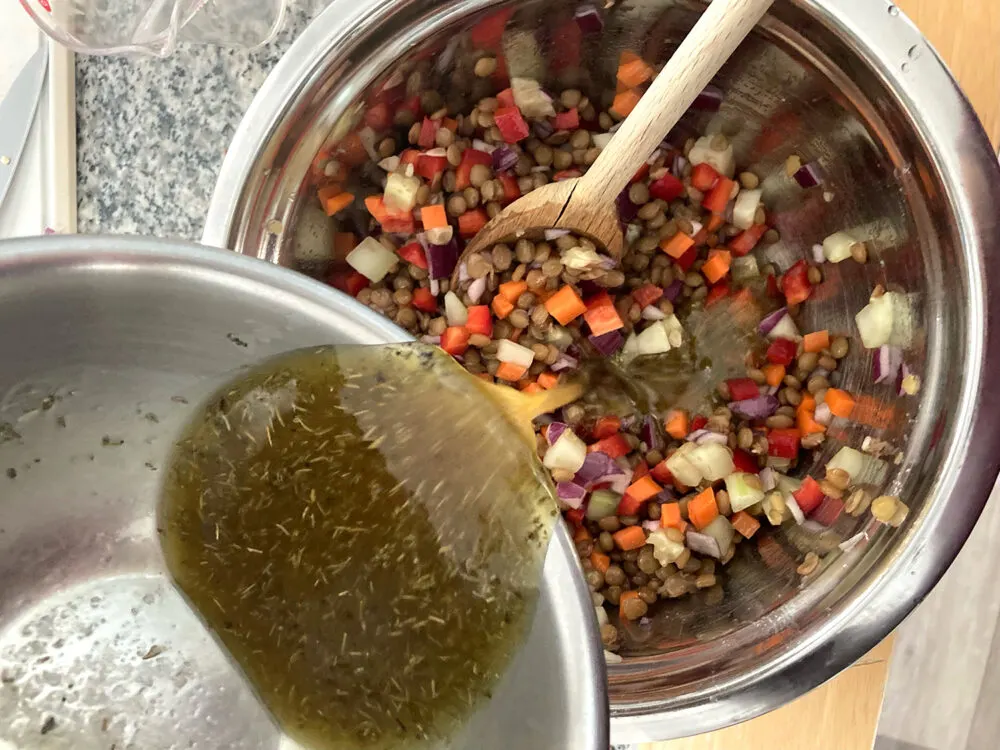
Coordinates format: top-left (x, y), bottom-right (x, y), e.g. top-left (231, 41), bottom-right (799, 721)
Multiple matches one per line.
top-left (452, 0), bottom-right (773, 283)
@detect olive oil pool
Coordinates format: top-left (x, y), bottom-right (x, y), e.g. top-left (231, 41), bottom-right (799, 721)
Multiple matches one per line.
top-left (158, 344), bottom-right (558, 749)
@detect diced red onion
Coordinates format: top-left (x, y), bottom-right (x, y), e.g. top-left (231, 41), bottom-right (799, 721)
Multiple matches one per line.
top-left (759, 466), bottom-right (777, 491)
top-left (810, 496), bottom-right (844, 526)
top-left (785, 495), bottom-right (805, 524)
top-left (641, 415), bottom-right (664, 452)
top-left (467, 276), bottom-right (487, 304)
top-left (646, 148), bottom-right (662, 166)
top-left (697, 431), bottom-right (729, 446)
top-left (492, 145), bottom-right (519, 173)
top-left (429, 278), bottom-right (439, 295)
top-left (759, 307), bottom-right (789, 335)
top-left (729, 395), bottom-right (780, 420)
top-left (685, 530), bottom-right (722, 559)
top-left (692, 85), bottom-right (724, 112)
top-left (873, 344), bottom-right (903, 384)
top-left (616, 190), bottom-right (639, 223)
top-left (642, 520), bottom-right (661, 532)
top-left (642, 305), bottom-right (666, 321)
top-left (663, 279), bottom-right (683, 302)
top-left (814, 402), bottom-right (833, 425)
top-left (544, 228), bottom-right (571, 241)
top-left (767, 385), bottom-right (779, 396)
top-left (573, 451), bottom-right (622, 487)
top-left (794, 163), bottom-right (824, 188)
top-left (598, 254), bottom-right (616, 270)
top-left (589, 330), bottom-right (625, 356)
top-left (532, 120), bottom-right (554, 139)
top-left (574, 3), bottom-right (604, 33)
top-left (839, 531), bottom-right (868, 552)
top-left (811, 243), bottom-right (825, 263)
top-left (550, 353), bottom-right (579, 372)
top-left (472, 139), bottom-right (495, 154)
top-left (457, 261), bottom-right (470, 283)
top-left (437, 35), bottom-right (460, 73)
top-left (420, 335), bottom-right (441, 344)
top-left (427, 238), bottom-right (460, 279)
top-left (685, 428), bottom-right (709, 443)
top-left (672, 153), bottom-right (688, 176)
top-left (546, 422), bottom-right (568, 446)
top-left (556, 481), bottom-right (588, 509)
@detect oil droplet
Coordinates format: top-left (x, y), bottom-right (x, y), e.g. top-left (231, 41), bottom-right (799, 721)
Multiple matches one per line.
top-left (265, 218), bottom-right (284, 235)
top-left (888, 4), bottom-right (900, 16)
top-left (901, 61), bottom-right (910, 74)
top-left (908, 44), bottom-right (922, 60)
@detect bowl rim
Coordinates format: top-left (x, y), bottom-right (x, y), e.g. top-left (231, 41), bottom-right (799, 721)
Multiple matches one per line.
top-left (202, 0), bottom-right (1000, 741)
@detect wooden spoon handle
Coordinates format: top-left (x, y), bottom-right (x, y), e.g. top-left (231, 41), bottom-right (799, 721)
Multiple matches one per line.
top-left (571, 0), bottom-right (774, 209)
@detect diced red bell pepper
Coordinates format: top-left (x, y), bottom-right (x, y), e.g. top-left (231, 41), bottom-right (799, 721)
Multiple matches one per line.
top-left (399, 95), bottom-right (423, 120)
top-left (416, 153), bottom-right (448, 181)
top-left (780, 260), bottom-right (813, 306)
top-left (552, 108), bottom-right (579, 130)
top-left (632, 460), bottom-right (650, 480)
top-left (549, 17), bottom-right (582, 71)
top-left (631, 163), bottom-right (650, 184)
top-left (458, 208), bottom-right (489, 238)
top-left (702, 177), bottom-right (735, 215)
top-left (650, 461), bottom-right (673, 484)
top-left (767, 428), bottom-right (801, 459)
top-left (496, 87), bottom-right (516, 109)
top-left (690, 414), bottom-right (708, 432)
top-left (399, 149), bottom-right (421, 168)
top-left (616, 493), bottom-right (644, 516)
top-left (766, 337), bottom-right (797, 366)
top-left (583, 291), bottom-right (625, 336)
top-left (705, 281), bottom-right (730, 307)
top-left (440, 326), bottom-right (470, 356)
top-left (632, 283), bottom-right (664, 310)
top-left (588, 434), bottom-right (631, 459)
top-left (418, 117), bottom-right (439, 149)
top-left (792, 476), bottom-right (825, 515)
top-left (465, 305), bottom-right (493, 337)
top-left (565, 507), bottom-right (586, 527)
top-left (674, 245), bottom-right (698, 272)
top-left (811, 495), bottom-right (845, 526)
top-left (553, 168), bottom-right (583, 181)
top-left (364, 102), bottom-right (392, 131)
top-left (456, 148), bottom-right (493, 190)
top-left (497, 172), bottom-right (521, 204)
top-left (412, 287), bottom-right (438, 313)
top-left (729, 224), bottom-right (769, 256)
top-left (649, 173), bottom-right (685, 202)
top-left (470, 8), bottom-right (513, 50)
top-left (397, 241), bottom-right (428, 270)
top-left (330, 269), bottom-right (370, 298)
top-left (592, 416), bottom-right (622, 440)
top-left (691, 162), bottom-right (720, 192)
top-left (727, 378), bottom-right (760, 401)
top-left (732, 448), bottom-right (759, 474)
top-left (495, 107), bottom-right (530, 143)
top-left (766, 273), bottom-right (780, 298)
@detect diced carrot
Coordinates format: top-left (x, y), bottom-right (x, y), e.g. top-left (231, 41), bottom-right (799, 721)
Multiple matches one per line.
top-left (583, 294), bottom-right (625, 336)
top-left (612, 526), bottom-right (647, 551)
top-left (803, 330), bottom-right (831, 353)
top-left (499, 280), bottom-right (528, 302)
top-left (707, 214), bottom-right (725, 232)
top-left (590, 551), bottom-right (611, 574)
top-left (520, 382), bottom-right (543, 394)
top-left (457, 208), bottom-right (488, 237)
top-left (441, 117), bottom-right (458, 132)
top-left (797, 408), bottom-right (826, 436)
top-left (544, 285), bottom-right (588, 325)
top-left (762, 363), bottom-right (786, 388)
top-left (592, 415), bottom-right (621, 440)
top-left (730, 511), bottom-right (761, 539)
top-left (797, 393), bottom-right (816, 416)
top-left (496, 361), bottom-right (529, 382)
top-left (491, 295), bottom-right (515, 319)
top-left (632, 460), bottom-right (650, 480)
top-left (664, 409), bottom-right (689, 439)
top-left (318, 187), bottom-right (354, 216)
top-left (659, 231), bottom-right (695, 259)
top-left (610, 89), bottom-right (642, 118)
top-left (573, 524), bottom-right (592, 542)
top-left (537, 371), bottom-right (559, 390)
top-left (616, 51), bottom-right (654, 88)
top-left (626, 475), bottom-right (662, 503)
top-left (420, 203), bottom-right (448, 230)
top-left (660, 502), bottom-right (684, 531)
top-left (824, 388), bottom-right (857, 419)
top-left (618, 589), bottom-right (641, 618)
top-left (850, 394), bottom-right (895, 429)
top-left (701, 249), bottom-right (732, 284)
top-left (333, 232), bottom-right (356, 260)
top-left (688, 487), bottom-right (719, 531)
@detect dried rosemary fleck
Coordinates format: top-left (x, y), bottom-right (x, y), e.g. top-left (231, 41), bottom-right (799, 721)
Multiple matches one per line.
top-left (159, 343), bottom-right (557, 750)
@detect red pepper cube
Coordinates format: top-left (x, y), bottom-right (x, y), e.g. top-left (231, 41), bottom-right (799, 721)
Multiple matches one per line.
top-left (591, 416), bottom-right (621, 440)
top-left (780, 260), bottom-right (813, 306)
top-left (496, 172), bottom-right (521, 204)
top-left (418, 117), bottom-right (438, 149)
top-left (793, 476), bottom-right (826, 514)
top-left (766, 337), bottom-right (797, 366)
top-left (415, 153), bottom-right (448, 181)
top-left (702, 177), bottom-right (735, 215)
top-left (729, 224), bottom-right (768, 257)
top-left (674, 244), bottom-right (698, 272)
top-left (649, 173), bottom-right (685, 202)
top-left (496, 87), bottom-right (516, 109)
top-left (632, 283), bottom-right (664, 310)
top-left (458, 208), bottom-right (489, 238)
top-left (731, 448), bottom-right (759, 474)
top-left (330, 270), bottom-right (370, 298)
top-left (616, 493), bottom-right (644, 516)
top-left (588, 434), bottom-right (631, 459)
top-left (440, 326), bottom-right (470, 356)
top-left (705, 281), bottom-right (730, 307)
top-left (583, 292), bottom-right (625, 337)
top-left (690, 162), bottom-right (720, 192)
top-left (551, 107), bottom-right (579, 130)
top-left (411, 287), bottom-right (438, 312)
top-left (397, 242), bottom-right (428, 270)
top-left (455, 148), bottom-right (493, 190)
top-left (726, 378), bottom-right (760, 401)
top-left (465, 305), bottom-right (493, 337)
top-left (494, 107), bottom-right (530, 143)
top-left (690, 414), bottom-right (708, 432)
top-left (767, 428), bottom-right (801, 459)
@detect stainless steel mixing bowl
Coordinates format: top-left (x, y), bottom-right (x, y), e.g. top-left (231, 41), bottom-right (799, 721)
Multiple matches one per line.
top-left (202, 0), bottom-right (1000, 741)
top-left (0, 235), bottom-right (608, 750)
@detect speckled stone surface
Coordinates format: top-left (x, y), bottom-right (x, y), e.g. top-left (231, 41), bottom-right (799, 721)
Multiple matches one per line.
top-left (76, 1), bottom-right (327, 240)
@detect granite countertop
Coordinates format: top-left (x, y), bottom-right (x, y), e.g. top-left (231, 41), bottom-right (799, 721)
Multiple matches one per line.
top-left (75, 1), bottom-right (328, 240)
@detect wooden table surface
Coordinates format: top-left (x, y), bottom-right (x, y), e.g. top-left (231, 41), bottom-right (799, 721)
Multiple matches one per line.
top-left (645, 3), bottom-right (1000, 749)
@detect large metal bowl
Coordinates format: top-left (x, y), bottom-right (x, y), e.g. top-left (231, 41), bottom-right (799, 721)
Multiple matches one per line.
top-left (0, 235), bottom-right (608, 750)
top-left (203, 0), bottom-right (1000, 741)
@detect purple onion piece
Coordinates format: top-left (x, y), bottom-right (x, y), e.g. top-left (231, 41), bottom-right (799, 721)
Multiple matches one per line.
top-left (532, 119), bottom-right (554, 139)
top-left (597, 254), bottom-right (617, 270)
top-left (686, 428), bottom-right (709, 443)
top-left (685, 530), bottom-right (722, 559)
top-left (873, 344), bottom-right (903, 384)
top-left (467, 276), bottom-right (487, 304)
top-left (427, 237), bottom-right (459, 279)
top-left (672, 153), bottom-right (688, 177)
top-left (759, 307), bottom-right (789, 335)
top-left (642, 519), bottom-right (661, 532)
top-left (794, 163), bottom-right (824, 188)
top-left (577, 280), bottom-right (603, 299)
top-left (616, 189), bottom-right (639, 223)
top-left (663, 279), bottom-right (684, 303)
top-left (640, 415), bottom-right (664, 452)
top-left (653, 488), bottom-right (676, 504)
top-left (556, 481), bottom-right (588, 509)
top-left (589, 330), bottom-right (625, 356)
top-left (574, 3), bottom-right (604, 33)
top-left (696, 431), bottom-right (729, 445)
top-left (550, 353), bottom-right (579, 372)
top-left (573, 451), bottom-right (622, 487)
top-left (729, 395), bottom-right (780, 420)
top-left (759, 466), bottom-right (777, 491)
top-left (492, 145), bottom-right (519, 173)
top-left (641, 305), bottom-right (666, 321)
top-left (691, 85), bottom-right (724, 112)
top-left (546, 422), bottom-right (569, 446)
top-left (814, 402), bottom-right (833, 425)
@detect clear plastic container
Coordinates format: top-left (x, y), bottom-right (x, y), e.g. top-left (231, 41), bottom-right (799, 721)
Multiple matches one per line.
top-left (18, 0), bottom-right (285, 56)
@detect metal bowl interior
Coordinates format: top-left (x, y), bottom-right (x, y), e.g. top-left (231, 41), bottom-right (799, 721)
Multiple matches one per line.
top-left (0, 236), bottom-right (608, 750)
top-left (203, 0), bottom-right (1000, 741)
